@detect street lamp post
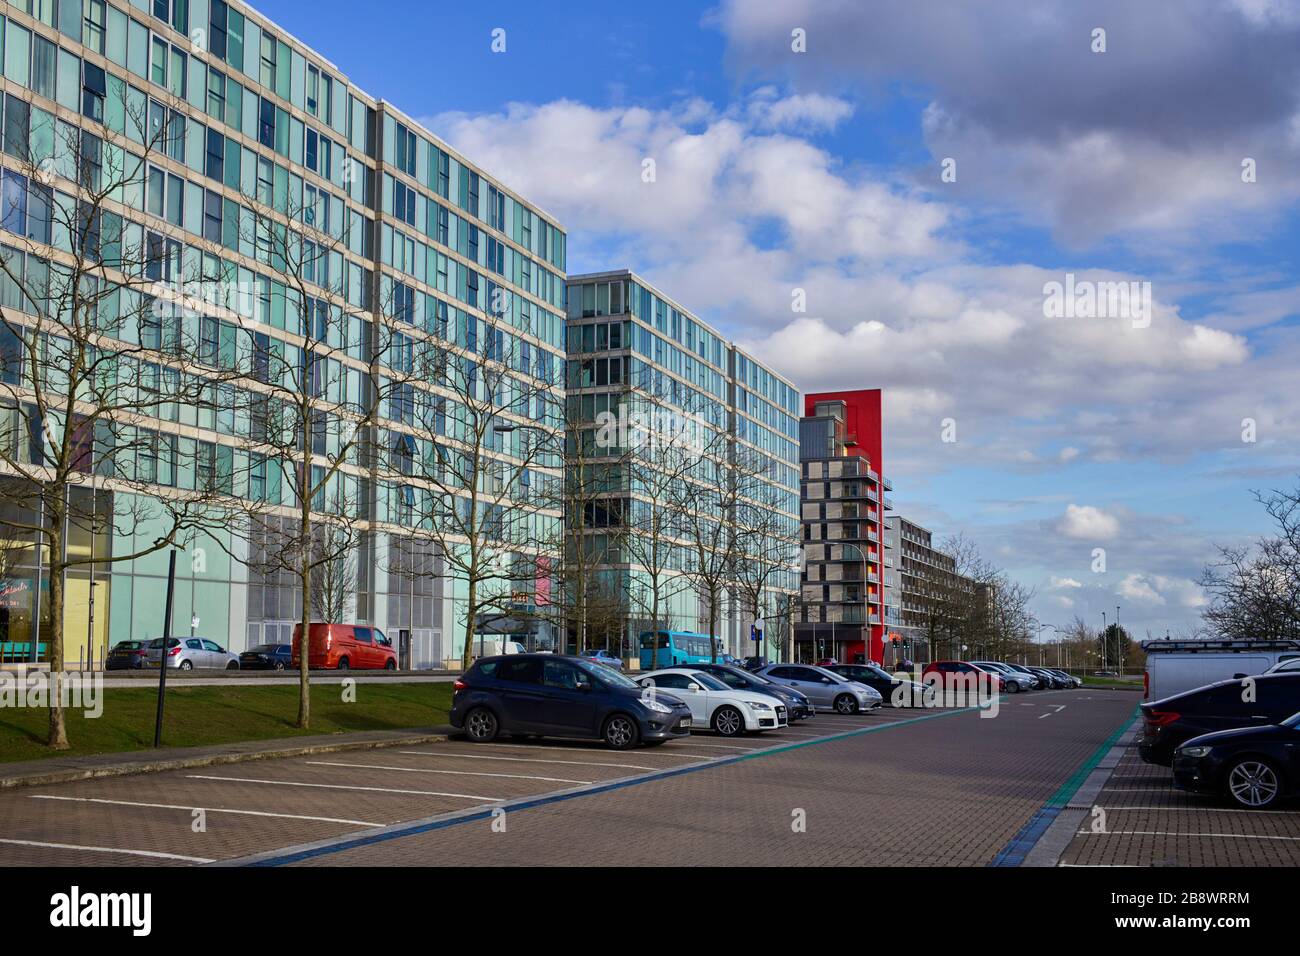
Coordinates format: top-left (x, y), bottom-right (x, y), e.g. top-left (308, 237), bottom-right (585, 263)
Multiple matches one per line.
top-left (1101, 611), bottom-right (1108, 674)
top-left (1115, 605), bottom-right (1122, 676)
top-left (840, 541), bottom-right (870, 664)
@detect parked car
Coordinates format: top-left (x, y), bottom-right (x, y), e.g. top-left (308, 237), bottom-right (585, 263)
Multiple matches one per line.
top-left (240, 643), bottom-right (292, 670)
top-left (145, 637), bottom-right (240, 671)
top-left (815, 658), bottom-right (839, 667)
top-left (755, 663), bottom-right (882, 714)
top-left (1263, 658), bottom-right (1300, 675)
top-left (1001, 662), bottom-right (1046, 689)
top-left (742, 656), bottom-right (769, 671)
top-left (450, 654), bottom-right (693, 749)
top-left (827, 663), bottom-right (932, 707)
top-left (639, 668), bottom-right (788, 735)
top-left (105, 640), bottom-right (150, 670)
top-left (923, 660), bottom-right (1007, 694)
top-left (688, 662), bottom-right (815, 720)
top-left (580, 648), bottom-right (625, 671)
top-left (1026, 666), bottom-right (1070, 689)
top-left (1172, 711), bottom-right (1300, 809)
top-left (292, 623), bottom-right (398, 671)
top-left (1138, 673), bottom-right (1300, 766)
top-left (970, 661), bottom-right (1033, 693)
top-left (1048, 668), bottom-right (1083, 687)
top-left (719, 654), bottom-right (745, 667)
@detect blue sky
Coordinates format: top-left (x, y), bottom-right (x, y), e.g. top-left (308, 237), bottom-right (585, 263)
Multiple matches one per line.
top-left (257, 0), bottom-right (1300, 639)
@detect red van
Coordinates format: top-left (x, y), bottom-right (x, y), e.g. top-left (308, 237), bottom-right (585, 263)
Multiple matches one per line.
top-left (291, 623), bottom-right (398, 670)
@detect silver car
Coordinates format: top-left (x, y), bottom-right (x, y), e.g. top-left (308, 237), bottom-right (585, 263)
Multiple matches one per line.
top-left (755, 663), bottom-right (882, 714)
top-left (971, 661), bottom-right (1036, 693)
top-left (146, 637), bottom-right (241, 670)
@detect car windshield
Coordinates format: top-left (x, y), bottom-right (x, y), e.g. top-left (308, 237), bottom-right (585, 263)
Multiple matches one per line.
top-left (248, 644), bottom-right (277, 653)
top-left (147, 638), bottom-right (179, 649)
top-left (724, 667), bottom-right (763, 685)
top-left (575, 658), bottom-right (639, 689)
top-left (1283, 711), bottom-right (1300, 728)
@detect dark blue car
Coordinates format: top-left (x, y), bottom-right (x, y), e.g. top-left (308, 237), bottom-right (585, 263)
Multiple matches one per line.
top-left (239, 643), bottom-right (293, 670)
top-left (450, 653), bottom-right (694, 749)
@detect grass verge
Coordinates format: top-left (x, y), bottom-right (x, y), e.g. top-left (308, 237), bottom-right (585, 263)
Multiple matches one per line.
top-left (0, 681), bottom-right (452, 764)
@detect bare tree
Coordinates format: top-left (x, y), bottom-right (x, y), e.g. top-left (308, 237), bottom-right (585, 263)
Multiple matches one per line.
top-left (732, 475), bottom-right (800, 659)
top-left (0, 109), bottom-right (236, 747)
top-left (308, 506), bottom-right (356, 623)
top-left (1200, 482), bottom-right (1300, 641)
top-left (216, 188), bottom-right (406, 728)
top-left (377, 299), bottom-right (562, 671)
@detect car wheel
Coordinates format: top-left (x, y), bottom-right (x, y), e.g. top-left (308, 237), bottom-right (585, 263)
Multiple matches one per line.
top-left (834, 693), bottom-right (859, 715)
top-left (1226, 757), bottom-right (1283, 809)
top-left (178, 660), bottom-right (193, 671)
top-left (337, 657), bottom-right (350, 671)
top-left (1004, 680), bottom-right (1019, 694)
top-left (712, 706), bottom-right (745, 737)
top-left (384, 659), bottom-right (397, 670)
top-left (464, 707), bottom-right (499, 743)
top-left (226, 660), bottom-right (239, 670)
top-left (602, 713), bottom-right (640, 750)
top-left (273, 661), bottom-right (285, 671)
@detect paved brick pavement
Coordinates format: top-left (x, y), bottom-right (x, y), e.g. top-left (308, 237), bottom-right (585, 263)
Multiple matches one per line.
top-left (0, 691), bottom-right (1151, 867)
top-left (1059, 741), bottom-right (1300, 867)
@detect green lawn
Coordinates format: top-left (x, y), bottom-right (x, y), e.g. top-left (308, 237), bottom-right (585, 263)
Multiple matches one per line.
top-left (0, 681), bottom-right (453, 764)
top-left (1079, 675), bottom-right (1143, 689)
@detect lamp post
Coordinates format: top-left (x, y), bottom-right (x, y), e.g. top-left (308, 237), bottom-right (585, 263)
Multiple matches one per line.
top-left (1101, 610), bottom-right (1108, 674)
top-left (1115, 605), bottom-right (1122, 676)
top-left (840, 541), bottom-right (870, 664)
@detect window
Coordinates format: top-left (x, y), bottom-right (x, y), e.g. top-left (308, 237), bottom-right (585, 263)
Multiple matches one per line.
top-left (394, 123), bottom-right (416, 176)
top-left (206, 67), bottom-right (226, 120)
top-left (32, 35), bottom-right (57, 100)
top-left (151, 36), bottom-right (168, 87)
top-left (205, 127), bottom-right (223, 180)
top-left (259, 31), bottom-right (277, 90)
top-left (84, 0), bottom-right (108, 54)
top-left (202, 189), bottom-right (222, 243)
top-left (82, 63), bottom-right (107, 122)
top-left (258, 97), bottom-right (275, 149)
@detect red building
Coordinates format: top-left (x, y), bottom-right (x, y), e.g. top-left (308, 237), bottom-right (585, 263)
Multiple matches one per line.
top-left (797, 389), bottom-right (892, 664)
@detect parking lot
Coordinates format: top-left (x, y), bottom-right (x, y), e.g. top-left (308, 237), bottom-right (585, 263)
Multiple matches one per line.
top-left (1061, 739), bottom-right (1300, 867)
top-left (0, 687), bottom-right (1198, 867)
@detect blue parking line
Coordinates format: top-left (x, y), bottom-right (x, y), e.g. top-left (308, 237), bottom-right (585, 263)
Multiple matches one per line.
top-left (239, 705), bottom-right (979, 867)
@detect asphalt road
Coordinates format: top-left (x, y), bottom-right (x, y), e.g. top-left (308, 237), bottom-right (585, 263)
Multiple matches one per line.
top-left (0, 688), bottom-right (1150, 867)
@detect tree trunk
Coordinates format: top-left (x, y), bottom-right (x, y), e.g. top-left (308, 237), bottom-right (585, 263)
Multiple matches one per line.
top-left (460, 571), bottom-right (477, 671)
top-left (45, 513), bottom-right (69, 750)
top-left (297, 497), bottom-right (312, 730)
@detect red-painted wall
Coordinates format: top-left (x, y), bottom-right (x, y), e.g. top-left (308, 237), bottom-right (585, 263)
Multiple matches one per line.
top-left (805, 389), bottom-right (886, 664)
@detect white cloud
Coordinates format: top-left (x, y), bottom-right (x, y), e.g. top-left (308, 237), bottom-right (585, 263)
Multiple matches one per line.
top-left (1059, 505), bottom-right (1121, 541)
top-left (1050, 576), bottom-right (1083, 589)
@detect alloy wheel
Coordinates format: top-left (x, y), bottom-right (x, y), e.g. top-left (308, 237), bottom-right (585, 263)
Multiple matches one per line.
top-left (1228, 760), bottom-right (1280, 808)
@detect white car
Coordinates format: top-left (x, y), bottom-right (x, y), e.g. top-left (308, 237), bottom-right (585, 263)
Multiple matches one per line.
top-left (637, 668), bottom-right (789, 736)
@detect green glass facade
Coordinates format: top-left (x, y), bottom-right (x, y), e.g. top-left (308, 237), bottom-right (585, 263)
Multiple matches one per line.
top-left (0, 0), bottom-right (566, 667)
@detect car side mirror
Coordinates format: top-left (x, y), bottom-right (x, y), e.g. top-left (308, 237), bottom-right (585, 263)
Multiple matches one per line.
top-left (685, 684), bottom-right (699, 692)
top-left (576, 681), bottom-right (592, 692)
top-left (821, 677), bottom-right (832, 683)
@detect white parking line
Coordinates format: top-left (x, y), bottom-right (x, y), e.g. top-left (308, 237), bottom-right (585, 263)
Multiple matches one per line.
top-left (396, 751), bottom-right (658, 771)
top-left (1102, 806), bottom-right (1300, 815)
top-left (0, 837), bottom-right (214, 863)
top-left (185, 774), bottom-right (502, 801)
top-left (27, 795), bottom-right (382, 827)
top-left (430, 742), bottom-right (712, 758)
top-left (1076, 830), bottom-right (1300, 842)
top-left (304, 761), bottom-right (591, 785)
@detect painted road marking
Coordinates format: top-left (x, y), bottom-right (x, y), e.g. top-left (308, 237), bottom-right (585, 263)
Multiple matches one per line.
top-left (27, 795), bottom-right (381, 827)
top-left (0, 837), bottom-right (214, 863)
top-left (394, 752), bottom-right (659, 771)
top-left (304, 761), bottom-right (592, 785)
top-left (431, 742), bottom-right (715, 758)
top-left (185, 774), bottom-right (502, 802)
top-left (1101, 806), bottom-right (1300, 815)
top-left (1075, 830), bottom-right (1300, 842)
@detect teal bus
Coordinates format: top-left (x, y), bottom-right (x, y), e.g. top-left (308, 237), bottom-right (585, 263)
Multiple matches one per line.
top-left (638, 630), bottom-right (720, 669)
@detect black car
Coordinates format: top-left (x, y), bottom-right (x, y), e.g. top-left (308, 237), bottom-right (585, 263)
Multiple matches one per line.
top-left (450, 653), bottom-right (694, 750)
top-left (1026, 666), bottom-right (1069, 689)
top-left (689, 662), bottom-right (815, 720)
top-left (1139, 673), bottom-right (1300, 766)
top-left (240, 643), bottom-right (292, 670)
top-left (1173, 711), bottom-right (1300, 809)
top-left (827, 663), bottom-right (932, 707)
top-left (742, 656), bottom-right (769, 672)
top-left (105, 640), bottom-right (149, 670)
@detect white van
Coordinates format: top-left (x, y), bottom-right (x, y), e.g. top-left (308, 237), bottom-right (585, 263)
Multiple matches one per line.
top-left (469, 637), bottom-right (526, 660)
top-left (1142, 639), bottom-right (1300, 700)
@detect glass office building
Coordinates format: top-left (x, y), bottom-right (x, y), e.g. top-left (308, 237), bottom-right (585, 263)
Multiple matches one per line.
top-left (0, 0), bottom-right (566, 667)
top-left (564, 269), bottom-right (800, 660)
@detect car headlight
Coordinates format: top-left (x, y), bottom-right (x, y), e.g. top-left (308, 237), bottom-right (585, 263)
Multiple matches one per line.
top-left (746, 700), bottom-right (773, 711)
top-left (1179, 745), bottom-right (1212, 758)
top-left (641, 699), bottom-right (673, 714)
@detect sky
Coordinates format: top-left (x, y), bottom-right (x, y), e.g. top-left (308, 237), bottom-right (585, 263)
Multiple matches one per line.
top-left (256, 0), bottom-right (1300, 640)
